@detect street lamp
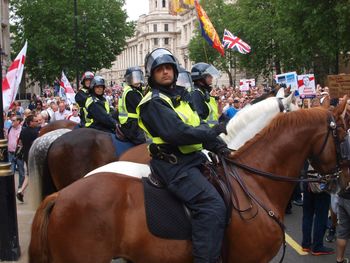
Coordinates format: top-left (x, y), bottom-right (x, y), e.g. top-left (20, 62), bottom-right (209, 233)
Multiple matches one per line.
top-left (38, 59), bottom-right (43, 96)
top-left (0, 45), bottom-right (21, 262)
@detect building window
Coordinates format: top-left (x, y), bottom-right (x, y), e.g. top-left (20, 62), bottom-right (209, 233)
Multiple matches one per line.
top-left (162, 0), bottom-right (166, 8)
top-left (164, 24), bottom-right (169, 32)
top-left (155, 0), bottom-right (157, 8)
top-left (164, 38), bottom-right (169, 45)
top-left (154, 38), bottom-right (159, 45)
top-left (153, 24), bottom-right (157, 32)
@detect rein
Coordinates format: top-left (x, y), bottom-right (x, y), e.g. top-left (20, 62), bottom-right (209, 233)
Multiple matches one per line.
top-left (221, 157), bottom-right (287, 263)
top-left (224, 158), bottom-right (341, 184)
top-left (219, 112), bottom-right (346, 263)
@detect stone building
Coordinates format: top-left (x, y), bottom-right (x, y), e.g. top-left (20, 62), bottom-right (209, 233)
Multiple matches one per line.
top-left (99, 0), bottom-right (199, 86)
top-left (0, 0), bottom-right (11, 69)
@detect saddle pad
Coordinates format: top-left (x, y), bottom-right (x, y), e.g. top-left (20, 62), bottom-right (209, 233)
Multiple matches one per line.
top-left (142, 177), bottom-right (191, 240)
top-left (110, 134), bottom-right (135, 157)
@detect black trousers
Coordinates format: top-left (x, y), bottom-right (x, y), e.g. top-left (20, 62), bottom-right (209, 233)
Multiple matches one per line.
top-left (151, 153), bottom-right (226, 263)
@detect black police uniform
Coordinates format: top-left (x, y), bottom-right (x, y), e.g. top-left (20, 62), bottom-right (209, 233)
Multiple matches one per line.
top-left (85, 94), bottom-right (117, 133)
top-left (139, 84), bottom-right (227, 263)
top-left (119, 89), bottom-right (146, 145)
top-left (75, 88), bottom-right (89, 126)
top-left (191, 83), bottom-right (212, 120)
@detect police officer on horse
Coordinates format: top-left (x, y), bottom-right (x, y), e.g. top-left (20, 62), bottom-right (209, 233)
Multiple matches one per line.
top-left (118, 67), bottom-right (146, 145)
top-left (75, 71), bottom-right (94, 126)
top-left (85, 76), bottom-right (117, 133)
top-left (137, 48), bottom-right (233, 263)
top-left (190, 63), bottom-right (221, 126)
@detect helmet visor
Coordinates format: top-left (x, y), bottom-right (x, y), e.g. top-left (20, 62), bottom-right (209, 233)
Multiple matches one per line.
top-left (145, 48), bottom-right (175, 76)
top-left (176, 71), bottom-right (193, 91)
top-left (202, 65), bottom-right (220, 79)
top-left (126, 71), bottom-right (144, 87)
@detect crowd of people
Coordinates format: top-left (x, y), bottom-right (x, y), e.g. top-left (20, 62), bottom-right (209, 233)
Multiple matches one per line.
top-left (4, 47), bottom-right (350, 263)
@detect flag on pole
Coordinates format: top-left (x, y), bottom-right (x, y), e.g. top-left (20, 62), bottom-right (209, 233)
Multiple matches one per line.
top-left (60, 71), bottom-right (76, 104)
top-left (194, 0), bottom-right (225, 56)
top-left (169, 0), bottom-right (194, 15)
top-left (222, 29), bottom-right (251, 54)
top-left (2, 41), bottom-right (28, 111)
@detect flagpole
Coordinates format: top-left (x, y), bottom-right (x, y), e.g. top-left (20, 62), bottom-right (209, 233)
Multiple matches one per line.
top-left (0, 45), bottom-right (21, 261)
top-left (202, 39), bottom-right (209, 63)
top-left (74, 0), bottom-right (80, 90)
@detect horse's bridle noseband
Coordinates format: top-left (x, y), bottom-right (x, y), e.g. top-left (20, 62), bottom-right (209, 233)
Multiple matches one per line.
top-left (309, 113), bottom-right (349, 181)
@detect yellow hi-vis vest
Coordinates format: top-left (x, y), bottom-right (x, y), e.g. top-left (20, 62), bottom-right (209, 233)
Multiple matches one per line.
top-left (196, 89), bottom-right (219, 127)
top-left (118, 85), bottom-right (143, 125)
top-left (137, 91), bottom-right (203, 154)
top-left (84, 96), bottom-right (110, 127)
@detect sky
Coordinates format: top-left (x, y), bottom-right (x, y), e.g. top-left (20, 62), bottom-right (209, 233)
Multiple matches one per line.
top-left (125, 0), bottom-right (149, 21)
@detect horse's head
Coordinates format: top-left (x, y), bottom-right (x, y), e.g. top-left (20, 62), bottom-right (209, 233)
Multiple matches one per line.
top-left (280, 91), bottom-right (298, 112)
top-left (308, 96), bottom-right (350, 193)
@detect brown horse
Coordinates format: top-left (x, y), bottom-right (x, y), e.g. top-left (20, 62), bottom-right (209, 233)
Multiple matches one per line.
top-left (38, 120), bottom-right (77, 136)
top-left (29, 101), bottom-right (350, 263)
top-left (28, 95), bottom-right (297, 207)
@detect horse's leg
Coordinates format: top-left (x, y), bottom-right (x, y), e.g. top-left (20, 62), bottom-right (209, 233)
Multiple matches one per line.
top-left (226, 207), bottom-right (283, 263)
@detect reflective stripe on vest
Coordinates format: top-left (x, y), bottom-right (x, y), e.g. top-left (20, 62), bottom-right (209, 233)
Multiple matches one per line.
top-left (196, 89), bottom-right (219, 127)
top-left (118, 85), bottom-right (142, 125)
top-left (136, 91), bottom-right (203, 154)
top-left (84, 97), bottom-right (110, 127)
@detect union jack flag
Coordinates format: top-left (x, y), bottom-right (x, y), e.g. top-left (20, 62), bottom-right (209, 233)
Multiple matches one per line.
top-left (222, 29), bottom-right (251, 54)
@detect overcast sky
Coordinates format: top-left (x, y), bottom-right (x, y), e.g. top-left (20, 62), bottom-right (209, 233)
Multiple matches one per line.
top-left (125, 0), bottom-right (149, 21)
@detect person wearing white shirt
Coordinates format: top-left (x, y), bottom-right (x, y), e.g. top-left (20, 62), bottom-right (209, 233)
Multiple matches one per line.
top-left (54, 101), bottom-right (71, 120)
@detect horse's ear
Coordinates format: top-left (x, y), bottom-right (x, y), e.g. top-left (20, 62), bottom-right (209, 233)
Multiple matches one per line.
top-left (334, 95), bottom-right (348, 116)
top-left (282, 90), bottom-right (294, 104)
top-left (321, 96), bottom-right (330, 109)
top-left (276, 88), bottom-right (285, 98)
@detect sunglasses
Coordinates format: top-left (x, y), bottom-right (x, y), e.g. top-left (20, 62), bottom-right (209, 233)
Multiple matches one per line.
top-left (72, 109), bottom-right (78, 111)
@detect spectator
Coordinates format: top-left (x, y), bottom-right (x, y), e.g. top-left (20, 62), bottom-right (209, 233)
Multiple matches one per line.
top-left (16, 114), bottom-right (40, 202)
top-left (6, 115), bottom-right (25, 192)
top-left (54, 101), bottom-right (70, 120)
top-left (66, 103), bottom-right (81, 124)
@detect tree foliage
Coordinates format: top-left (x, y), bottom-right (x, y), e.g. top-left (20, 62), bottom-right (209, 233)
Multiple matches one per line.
top-left (189, 0), bottom-right (350, 84)
top-left (10, 0), bottom-right (134, 84)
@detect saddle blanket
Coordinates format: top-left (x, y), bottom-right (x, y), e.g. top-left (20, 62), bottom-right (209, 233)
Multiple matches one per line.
top-left (84, 161), bottom-right (150, 178)
top-left (84, 161), bottom-right (191, 239)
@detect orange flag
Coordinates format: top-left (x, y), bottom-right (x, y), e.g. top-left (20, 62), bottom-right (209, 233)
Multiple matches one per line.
top-left (194, 0), bottom-right (225, 56)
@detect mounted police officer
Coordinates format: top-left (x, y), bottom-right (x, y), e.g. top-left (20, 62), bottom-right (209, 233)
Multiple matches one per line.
top-left (190, 63), bottom-right (221, 126)
top-left (75, 71), bottom-right (94, 126)
top-left (85, 76), bottom-right (117, 133)
top-left (136, 48), bottom-right (232, 263)
top-left (118, 67), bottom-right (146, 145)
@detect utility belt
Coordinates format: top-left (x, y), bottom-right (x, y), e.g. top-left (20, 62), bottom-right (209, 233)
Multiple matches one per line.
top-left (149, 143), bottom-right (179, 164)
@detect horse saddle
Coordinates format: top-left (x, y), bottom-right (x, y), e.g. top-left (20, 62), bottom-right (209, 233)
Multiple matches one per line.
top-left (142, 163), bottom-right (232, 240)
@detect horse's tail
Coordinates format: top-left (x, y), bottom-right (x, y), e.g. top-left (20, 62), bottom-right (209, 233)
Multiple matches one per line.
top-left (28, 129), bottom-right (71, 209)
top-left (29, 192), bottom-right (58, 263)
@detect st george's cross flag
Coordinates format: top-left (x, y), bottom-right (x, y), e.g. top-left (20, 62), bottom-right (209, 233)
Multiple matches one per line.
top-left (60, 71), bottom-right (76, 104)
top-left (222, 29), bottom-right (251, 54)
top-left (2, 41), bottom-right (28, 111)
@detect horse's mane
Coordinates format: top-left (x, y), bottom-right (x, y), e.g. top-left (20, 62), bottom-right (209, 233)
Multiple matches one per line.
top-left (234, 107), bottom-right (328, 155)
top-left (222, 97), bottom-right (279, 143)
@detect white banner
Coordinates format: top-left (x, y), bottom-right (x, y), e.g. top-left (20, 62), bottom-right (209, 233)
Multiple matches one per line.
top-left (275, 71), bottom-right (298, 91)
top-left (298, 74), bottom-right (316, 98)
top-left (60, 71), bottom-right (76, 104)
top-left (2, 41), bottom-right (27, 111)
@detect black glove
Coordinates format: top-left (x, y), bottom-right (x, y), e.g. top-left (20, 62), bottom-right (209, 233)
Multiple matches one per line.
top-left (212, 122), bottom-right (227, 135)
top-left (218, 147), bottom-right (234, 158)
